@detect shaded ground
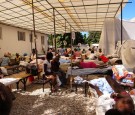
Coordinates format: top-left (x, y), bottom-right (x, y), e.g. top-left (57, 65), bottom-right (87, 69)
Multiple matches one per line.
top-left (10, 83), bottom-right (96, 115)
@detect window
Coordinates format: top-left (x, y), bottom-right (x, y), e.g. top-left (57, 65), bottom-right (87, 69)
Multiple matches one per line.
top-left (0, 27), bottom-right (2, 40)
top-left (29, 33), bottom-right (33, 42)
top-left (41, 36), bottom-right (44, 45)
top-left (18, 31), bottom-right (25, 41)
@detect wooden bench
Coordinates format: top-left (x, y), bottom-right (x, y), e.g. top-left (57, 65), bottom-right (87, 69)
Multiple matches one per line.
top-left (1, 65), bottom-right (41, 91)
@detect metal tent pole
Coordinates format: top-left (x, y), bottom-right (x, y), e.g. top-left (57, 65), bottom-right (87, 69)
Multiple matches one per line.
top-left (65, 19), bottom-right (66, 34)
top-left (70, 26), bottom-right (73, 68)
top-left (32, 0), bottom-right (39, 79)
top-left (30, 31), bottom-right (33, 52)
top-left (70, 26), bottom-right (74, 91)
top-left (64, 20), bottom-right (66, 47)
top-left (53, 8), bottom-right (56, 52)
top-left (51, 34), bottom-right (53, 48)
top-left (120, 2), bottom-right (123, 45)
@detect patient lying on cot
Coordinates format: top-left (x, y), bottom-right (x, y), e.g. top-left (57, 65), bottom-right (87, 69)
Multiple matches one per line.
top-left (112, 60), bottom-right (135, 87)
top-left (89, 70), bottom-right (135, 115)
top-left (76, 59), bottom-right (107, 69)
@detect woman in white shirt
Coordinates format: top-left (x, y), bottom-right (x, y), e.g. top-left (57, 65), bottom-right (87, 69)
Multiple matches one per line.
top-left (30, 49), bottom-right (37, 61)
top-left (43, 52), bottom-right (57, 92)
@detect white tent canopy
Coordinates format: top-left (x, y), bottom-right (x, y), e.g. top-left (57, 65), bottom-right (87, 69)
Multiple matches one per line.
top-left (0, 0), bottom-right (128, 34)
top-left (99, 18), bottom-right (135, 68)
top-left (123, 20), bottom-right (135, 40)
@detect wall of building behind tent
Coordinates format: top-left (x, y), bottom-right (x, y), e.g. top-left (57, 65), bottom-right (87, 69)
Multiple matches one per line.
top-left (0, 24), bottom-right (48, 57)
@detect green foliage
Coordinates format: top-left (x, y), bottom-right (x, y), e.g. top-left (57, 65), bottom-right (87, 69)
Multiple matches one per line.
top-left (48, 31), bottom-right (101, 48)
top-left (64, 33), bottom-right (71, 47)
top-left (48, 34), bottom-right (53, 45)
top-left (73, 32), bottom-right (84, 45)
top-left (87, 31), bottom-right (101, 46)
top-left (83, 34), bottom-right (87, 44)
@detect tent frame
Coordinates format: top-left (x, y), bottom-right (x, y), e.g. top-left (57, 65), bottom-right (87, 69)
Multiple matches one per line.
top-left (0, 0), bottom-right (132, 34)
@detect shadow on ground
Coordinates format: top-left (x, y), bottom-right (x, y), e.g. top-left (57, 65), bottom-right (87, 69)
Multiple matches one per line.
top-left (10, 84), bottom-right (96, 115)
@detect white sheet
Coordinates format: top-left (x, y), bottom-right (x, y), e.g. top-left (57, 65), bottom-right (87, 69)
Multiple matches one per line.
top-left (89, 78), bottom-right (114, 95)
top-left (0, 78), bottom-right (19, 86)
top-left (96, 94), bottom-right (115, 115)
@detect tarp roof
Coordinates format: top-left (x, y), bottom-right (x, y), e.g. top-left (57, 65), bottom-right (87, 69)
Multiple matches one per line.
top-left (0, 0), bottom-right (128, 34)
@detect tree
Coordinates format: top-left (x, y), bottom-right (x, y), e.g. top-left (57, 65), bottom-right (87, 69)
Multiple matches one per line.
top-left (48, 31), bottom-right (99, 48)
top-left (73, 32), bottom-right (84, 45)
top-left (87, 31), bottom-right (101, 46)
top-left (48, 34), bottom-right (53, 46)
top-left (64, 33), bottom-right (71, 47)
top-left (83, 34), bottom-right (87, 44)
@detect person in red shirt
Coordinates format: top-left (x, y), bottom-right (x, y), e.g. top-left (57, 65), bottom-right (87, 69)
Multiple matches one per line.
top-left (74, 48), bottom-right (81, 58)
top-left (99, 54), bottom-right (109, 63)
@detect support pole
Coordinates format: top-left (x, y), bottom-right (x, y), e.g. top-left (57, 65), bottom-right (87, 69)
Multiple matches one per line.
top-left (120, 2), bottom-right (123, 45)
top-left (32, 0), bottom-right (39, 78)
top-left (63, 20), bottom-right (67, 48)
top-left (51, 34), bottom-right (53, 47)
top-left (30, 31), bottom-right (32, 51)
top-left (65, 19), bottom-right (66, 34)
top-left (70, 26), bottom-right (73, 68)
top-left (53, 8), bottom-right (56, 52)
top-left (70, 26), bottom-right (73, 91)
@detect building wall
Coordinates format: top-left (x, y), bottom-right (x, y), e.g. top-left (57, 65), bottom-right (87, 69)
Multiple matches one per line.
top-left (0, 24), bottom-right (48, 57)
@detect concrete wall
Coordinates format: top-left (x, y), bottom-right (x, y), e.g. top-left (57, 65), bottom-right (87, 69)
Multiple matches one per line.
top-left (0, 24), bottom-right (48, 57)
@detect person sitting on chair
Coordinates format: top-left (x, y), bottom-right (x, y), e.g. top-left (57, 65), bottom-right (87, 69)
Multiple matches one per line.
top-left (42, 52), bottom-right (57, 92)
top-left (15, 53), bottom-right (21, 65)
top-left (74, 48), bottom-right (81, 58)
top-left (1, 53), bottom-right (10, 67)
top-left (51, 55), bottom-right (67, 87)
top-left (30, 49), bottom-right (37, 61)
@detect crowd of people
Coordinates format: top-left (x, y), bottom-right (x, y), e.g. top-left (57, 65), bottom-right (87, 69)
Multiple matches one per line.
top-left (58, 46), bottom-right (100, 59)
top-left (0, 46), bottom-right (111, 92)
top-left (0, 49), bottom-right (38, 67)
top-left (1, 46), bottom-right (135, 115)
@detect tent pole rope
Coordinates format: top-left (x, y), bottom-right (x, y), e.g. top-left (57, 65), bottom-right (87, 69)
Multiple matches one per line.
top-left (32, 0), bottom-right (39, 79)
